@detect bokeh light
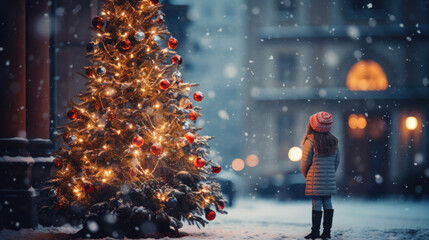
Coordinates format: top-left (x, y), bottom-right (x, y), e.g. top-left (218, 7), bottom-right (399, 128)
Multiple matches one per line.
top-left (348, 114), bottom-right (367, 129)
top-left (288, 147), bottom-right (302, 162)
top-left (232, 158), bottom-right (245, 171)
top-left (405, 116), bottom-right (418, 130)
top-left (245, 154), bottom-right (259, 167)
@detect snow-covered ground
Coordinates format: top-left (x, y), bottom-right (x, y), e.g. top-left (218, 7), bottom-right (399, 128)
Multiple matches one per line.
top-left (1, 197), bottom-right (429, 239)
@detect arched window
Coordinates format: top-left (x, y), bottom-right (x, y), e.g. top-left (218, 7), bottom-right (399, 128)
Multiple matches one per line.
top-left (346, 60), bottom-right (388, 91)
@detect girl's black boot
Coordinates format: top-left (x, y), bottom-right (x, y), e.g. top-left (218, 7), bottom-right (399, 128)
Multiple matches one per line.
top-left (320, 209), bottom-right (334, 239)
top-left (305, 210), bottom-right (322, 239)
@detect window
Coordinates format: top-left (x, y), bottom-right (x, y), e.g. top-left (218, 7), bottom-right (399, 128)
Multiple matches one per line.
top-left (346, 60), bottom-right (388, 91)
top-left (277, 0), bottom-right (296, 22)
top-left (278, 54), bottom-right (297, 85)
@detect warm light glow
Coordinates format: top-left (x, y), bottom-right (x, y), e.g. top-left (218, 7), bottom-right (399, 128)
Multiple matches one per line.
top-left (406, 116), bottom-right (418, 130)
top-left (288, 147), bottom-right (302, 162)
top-left (232, 158), bottom-right (245, 171)
top-left (346, 60), bottom-right (388, 91)
top-left (245, 154), bottom-right (259, 167)
top-left (348, 114), bottom-right (367, 129)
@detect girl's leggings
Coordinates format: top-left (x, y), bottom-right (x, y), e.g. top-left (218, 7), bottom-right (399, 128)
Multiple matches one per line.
top-left (312, 196), bottom-right (333, 211)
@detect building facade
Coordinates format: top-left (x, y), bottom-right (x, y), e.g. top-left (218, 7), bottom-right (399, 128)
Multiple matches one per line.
top-left (244, 0), bottom-right (429, 197)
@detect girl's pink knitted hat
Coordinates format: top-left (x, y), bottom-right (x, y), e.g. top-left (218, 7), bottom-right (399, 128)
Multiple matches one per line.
top-left (309, 112), bottom-right (333, 133)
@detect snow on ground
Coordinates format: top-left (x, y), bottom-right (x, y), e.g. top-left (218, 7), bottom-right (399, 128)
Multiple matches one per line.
top-left (1, 197), bottom-right (429, 239)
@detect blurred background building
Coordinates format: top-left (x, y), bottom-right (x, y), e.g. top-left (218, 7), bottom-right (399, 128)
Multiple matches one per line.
top-left (1, 0), bottom-right (429, 230)
top-left (244, 0), bottom-right (429, 198)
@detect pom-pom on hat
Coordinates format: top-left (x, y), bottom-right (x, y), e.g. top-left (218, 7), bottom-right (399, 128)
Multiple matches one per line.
top-left (309, 112), bottom-right (333, 133)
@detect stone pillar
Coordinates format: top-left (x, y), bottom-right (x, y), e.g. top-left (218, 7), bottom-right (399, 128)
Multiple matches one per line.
top-left (0, 0), bottom-right (33, 230)
top-left (0, 0), bottom-right (53, 230)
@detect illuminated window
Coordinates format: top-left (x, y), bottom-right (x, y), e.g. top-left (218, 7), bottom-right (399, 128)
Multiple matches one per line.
top-left (346, 60), bottom-right (388, 91)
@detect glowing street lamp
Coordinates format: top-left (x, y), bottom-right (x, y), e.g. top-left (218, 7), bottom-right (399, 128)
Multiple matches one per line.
top-left (288, 147), bottom-right (302, 162)
top-left (405, 116), bottom-right (418, 130)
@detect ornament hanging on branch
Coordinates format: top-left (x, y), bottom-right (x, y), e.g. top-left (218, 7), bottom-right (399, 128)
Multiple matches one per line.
top-left (167, 38), bottom-right (178, 50)
top-left (159, 79), bottom-right (170, 89)
top-left (171, 55), bottom-right (183, 65)
top-left (156, 15), bottom-right (165, 25)
top-left (218, 201), bottom-right (225, 210)
top-left (205, 209), bottom-right (216, 221)
top-left (68, 135), bottom-right (77, 145)
top-left (120, 39), bottom-right (131, 50)
top-left (134, 30), bottom-right (145, 41)
top-left (189, 111), bottom-right (198, 121)
top-left (193, 91), bottom-right (204, 102)
top-left (67, 109), bottom-right (78, 120)
top-left (97, 66), bottom-right (107, 76)
top-left (92, 16), bottom-right (104, 29)
top-left (194, 157), bottom-right (205, 168)
top-left (132, 135), bottom-right (144, 147)
top-left (151, 142), bottom-right (163, 155)
top-left (211, 165), bottom-right (221, 174)
top-left (53, 158), bottom-right (63, 168)
top-left (184, 132), bottom-right (195, 144)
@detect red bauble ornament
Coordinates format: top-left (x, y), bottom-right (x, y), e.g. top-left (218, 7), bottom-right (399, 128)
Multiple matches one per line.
top-left (184, 132), bottom-right (195, 144)
top-left (132, 135), bottom-right (144, 147)
top-left (63, 131), bottom-right (71, 143)
top-left (167, 38), bottom-right (178, 49)
top-left (106, 109), bottom-right (116, 121)
top-left (194, 157), bottom-right (205, 168)
top-left (171, 55), bottom-right (183, 65)
top-left (189, 111), bottom-right (198, 121)
top-left (92, 16), bottom-right (104, 29)
top-left (218, 201), bottom-right (225, 210)
top-left (129, 167), bottom-right (138, 177)
top-left (205, 209), bottom-right (216, 221)
top-left (212, 165), bottom-right (221, 174)
top-left (151, 142), bottom-right (163, 155)
top-left (156, 16), bottom-right (165, 25)
top-left (67, 109), bottom-right (77, 120)
top-left (85, 68), bottom-right (95, 77)
top-left (53, 158), bottom-right (63, 168)
top-left (120, 39), bottom-right (131, 50)
top-left (159, 79), bottom-right (170, 90)
top-left (94, 101), bottom-right (101, 111)
top-left (186, 102), bottom-right (193, 110)
top-left (84, 184), bottom-right (95, 194)
top-left (193, 91), bottom-right (204, 102)
top-left (149, 0), bottom-right (159, 6)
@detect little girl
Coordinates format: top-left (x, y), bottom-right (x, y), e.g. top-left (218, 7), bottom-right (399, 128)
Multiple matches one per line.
top-left (301, 112), bottom-right (339, 240)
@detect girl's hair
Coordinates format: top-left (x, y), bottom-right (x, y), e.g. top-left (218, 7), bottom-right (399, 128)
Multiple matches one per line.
top-left (302, 124), bottom-right (338, 156)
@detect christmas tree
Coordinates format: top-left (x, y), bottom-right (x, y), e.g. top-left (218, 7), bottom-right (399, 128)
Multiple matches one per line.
top-left (45, 0), bottom-right (226, 238)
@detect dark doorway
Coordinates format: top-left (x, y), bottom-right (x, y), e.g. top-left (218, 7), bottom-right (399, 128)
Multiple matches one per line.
top-left (344, 112), bottom-right (390, 197)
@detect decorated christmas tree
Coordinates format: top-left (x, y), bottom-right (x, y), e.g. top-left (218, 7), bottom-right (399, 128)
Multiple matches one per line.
top-left (45, 0), bottom-right (226, 238)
